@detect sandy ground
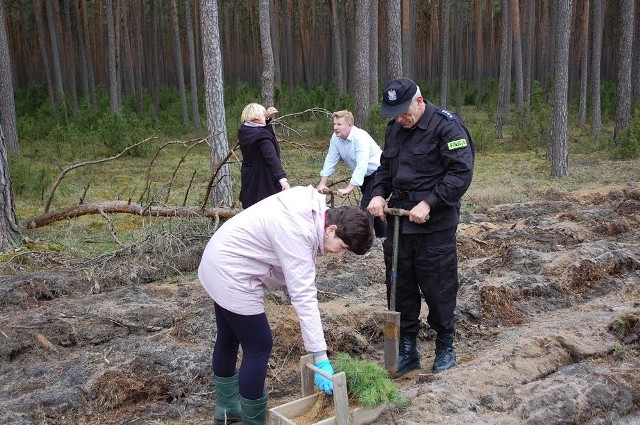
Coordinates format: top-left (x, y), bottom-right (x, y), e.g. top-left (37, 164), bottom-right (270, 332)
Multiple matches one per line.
top-left (1, 183), bottom-right (639, 424)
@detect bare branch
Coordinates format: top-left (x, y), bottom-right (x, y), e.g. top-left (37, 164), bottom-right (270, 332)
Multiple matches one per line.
top-left (98, 209), bottom-right (122, 246)
top-left (200, 141), bottom-right (240, 210)
top-left (274, 107), bottom-right (332, 122)
top-left (183, 169), bottom-right (198, 206)
top-left (139, 137), bottom-right (201, 204)
top-left (44, 136), bottom-right (157, 213)
top-left (272, 107), bottom-right (332, 150)
top-left (165, 139), bottom-right (206, 203)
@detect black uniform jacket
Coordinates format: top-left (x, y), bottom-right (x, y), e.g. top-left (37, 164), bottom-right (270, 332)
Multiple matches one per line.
top-left (371, 102), bottom-right (475, 234)
top-left (238, 121), bottom-right (287, 209)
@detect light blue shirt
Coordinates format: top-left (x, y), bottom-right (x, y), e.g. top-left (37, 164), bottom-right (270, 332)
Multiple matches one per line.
top-left (319, 126), bottom-right (382, 187)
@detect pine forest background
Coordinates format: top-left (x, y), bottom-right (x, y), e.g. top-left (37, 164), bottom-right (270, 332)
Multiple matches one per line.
top-left (3, 1), bottom-right (638, 104)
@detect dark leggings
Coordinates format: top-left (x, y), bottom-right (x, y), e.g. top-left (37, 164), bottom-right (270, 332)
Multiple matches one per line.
top-left (212, 302), bottom-right (273, 400)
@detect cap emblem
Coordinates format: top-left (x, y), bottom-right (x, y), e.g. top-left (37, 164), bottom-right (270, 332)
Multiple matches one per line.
top-left (387, 89), bottom-right (397, 102)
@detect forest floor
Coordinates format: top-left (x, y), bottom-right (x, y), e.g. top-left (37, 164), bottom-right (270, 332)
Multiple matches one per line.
top-left (1, 182), bottom-right (640, 425)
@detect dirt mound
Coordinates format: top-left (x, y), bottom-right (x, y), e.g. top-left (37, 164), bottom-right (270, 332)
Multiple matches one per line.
top-left (1, 183), bottom-right (639, 424)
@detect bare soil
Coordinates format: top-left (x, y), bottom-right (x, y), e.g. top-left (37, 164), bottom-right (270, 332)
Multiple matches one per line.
top-left (1, 183), bottom-right (639, 425)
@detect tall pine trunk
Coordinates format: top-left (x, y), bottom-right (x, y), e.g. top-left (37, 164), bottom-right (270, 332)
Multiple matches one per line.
top-left (633, 3), bottom-right (640, 100)
top-left (62, 0), bottom-right (78, 112)
top-left (402, 0), bottom-right (415, 79)
top-left (511, 0), bottom-right (524, 110)
top-left (45, 0), bottom-right (65, 107)
top-left (79, 0), bottom-right (97, 111)
top-left (440, 0), bottom-right (451, 108)
top-left (0, 1), bottom-right (21, 246)
top-left (613, 0), bottom-right (634, 144)
top-left (590, 0), bottom-right (603, 133)
top-left (170, 0), bottom-right (189, 127)
top-left (19, 2), bottom-right (35, 85)
top-left (121, 1), bottom-right (136, 102)
top-left (549, 0), bottom-right (572, 178)
top-left (132, 0), bottom-right (144, 115)
top-left (73, 0), bottom-right (90, 104)
top-left (473, 0), bottom-right (483, 99)
top-left (270, 0), bottom-right (282, 85)
top-left (0, 1), bottom-right (19, 151)
top-left (495, 0), bottom-right (511, 139)
top-left (522, 0), bottom-right (534, 108)
top-left (259, 0), bottom-right (275, 107)
top-left (354, 0), bottom-right (371, 127)
top-left (578, 0), bottom-right (590, 125)
top-left (106, 0), bottom-right (119, 114)
top-left (455, 0), bottom-right (463, 113)
top-left (328, 0), bottom-right (345, 93)
top-left (200, 0), bottom-right (232, 207)
top-left (368, 0), bottom-right (379, 105)
top-left (34, 0), bottom-right (56, 105)
top-left (150, 0), bottom-right (160, 122)
top-left (284, 0), bottom-right (294, 91)
top-left (387, 0), bottom-right (402, 79)
top-left (0, 132), bottom-right (21, 250)
top-left (185, 0), bottom-right (200, 129)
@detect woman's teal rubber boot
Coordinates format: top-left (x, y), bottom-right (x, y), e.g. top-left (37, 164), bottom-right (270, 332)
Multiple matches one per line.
top-left (239, 393), bottom-right (269, 425)
top-left (213, 374), bottom-right (242, 424)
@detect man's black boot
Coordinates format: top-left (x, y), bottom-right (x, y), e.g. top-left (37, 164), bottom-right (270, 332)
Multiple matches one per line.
top-left (396, 334), bottom-right (420, 377)
top-left (433, 331), bottom-right (457, 373)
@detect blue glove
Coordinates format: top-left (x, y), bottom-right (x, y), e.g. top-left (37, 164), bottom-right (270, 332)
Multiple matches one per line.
top-left (314, 358), bottom-right (334, 395)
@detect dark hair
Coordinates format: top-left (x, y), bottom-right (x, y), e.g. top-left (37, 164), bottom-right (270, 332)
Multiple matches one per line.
top-left (325, 207), bottom-right (374, 255)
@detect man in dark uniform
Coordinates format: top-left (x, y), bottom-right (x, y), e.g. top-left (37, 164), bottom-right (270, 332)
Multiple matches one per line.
top-left (368, 78), bottom-right (475, 376)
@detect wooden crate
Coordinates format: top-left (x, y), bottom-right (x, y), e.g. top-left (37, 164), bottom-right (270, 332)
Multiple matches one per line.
top-left (269, 355), bottom-right (387, 425)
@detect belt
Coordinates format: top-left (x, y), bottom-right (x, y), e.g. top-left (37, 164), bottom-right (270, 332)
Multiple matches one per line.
top-left (392, 189), bottom-right (431, 202)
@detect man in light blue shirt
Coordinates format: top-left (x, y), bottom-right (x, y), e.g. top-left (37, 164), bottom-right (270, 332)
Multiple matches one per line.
top-left (316, 110), bottom-right (387, 237)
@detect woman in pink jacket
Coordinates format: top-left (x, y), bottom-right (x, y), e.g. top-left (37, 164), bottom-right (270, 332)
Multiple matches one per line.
top-left (198, 185), bottom-right (373, 424)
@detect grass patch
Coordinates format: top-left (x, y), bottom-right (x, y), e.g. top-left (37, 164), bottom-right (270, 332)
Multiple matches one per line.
top-left (17, 129), bottom-right (640, 257)
top-left (14, 123), bottom-right (640, 258)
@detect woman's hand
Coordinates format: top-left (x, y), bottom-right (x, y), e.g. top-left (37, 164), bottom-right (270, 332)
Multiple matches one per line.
top-left (265, 106), bottom-right (278, 120)
top-left (313, 358), bottom-right (334, 395)
top-left (279, 178), bottom-right (290, 190)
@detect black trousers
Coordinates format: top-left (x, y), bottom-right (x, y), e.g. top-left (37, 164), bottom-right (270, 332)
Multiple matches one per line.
top-left (383, 225), bottom-right (459, 335)
top-left (361, 172), bottom-right (387, 238)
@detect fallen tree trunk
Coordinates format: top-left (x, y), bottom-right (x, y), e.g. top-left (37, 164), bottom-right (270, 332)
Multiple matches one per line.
top-left (25, 201), bottom-right (242, 229)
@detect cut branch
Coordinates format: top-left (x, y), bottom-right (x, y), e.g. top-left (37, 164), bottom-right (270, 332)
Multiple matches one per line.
top-left (25, 201), bottom-right (241, 229)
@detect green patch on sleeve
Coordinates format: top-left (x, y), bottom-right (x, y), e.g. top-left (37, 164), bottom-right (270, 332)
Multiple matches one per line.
top-left (447, 139), bottom-right (468, 150)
